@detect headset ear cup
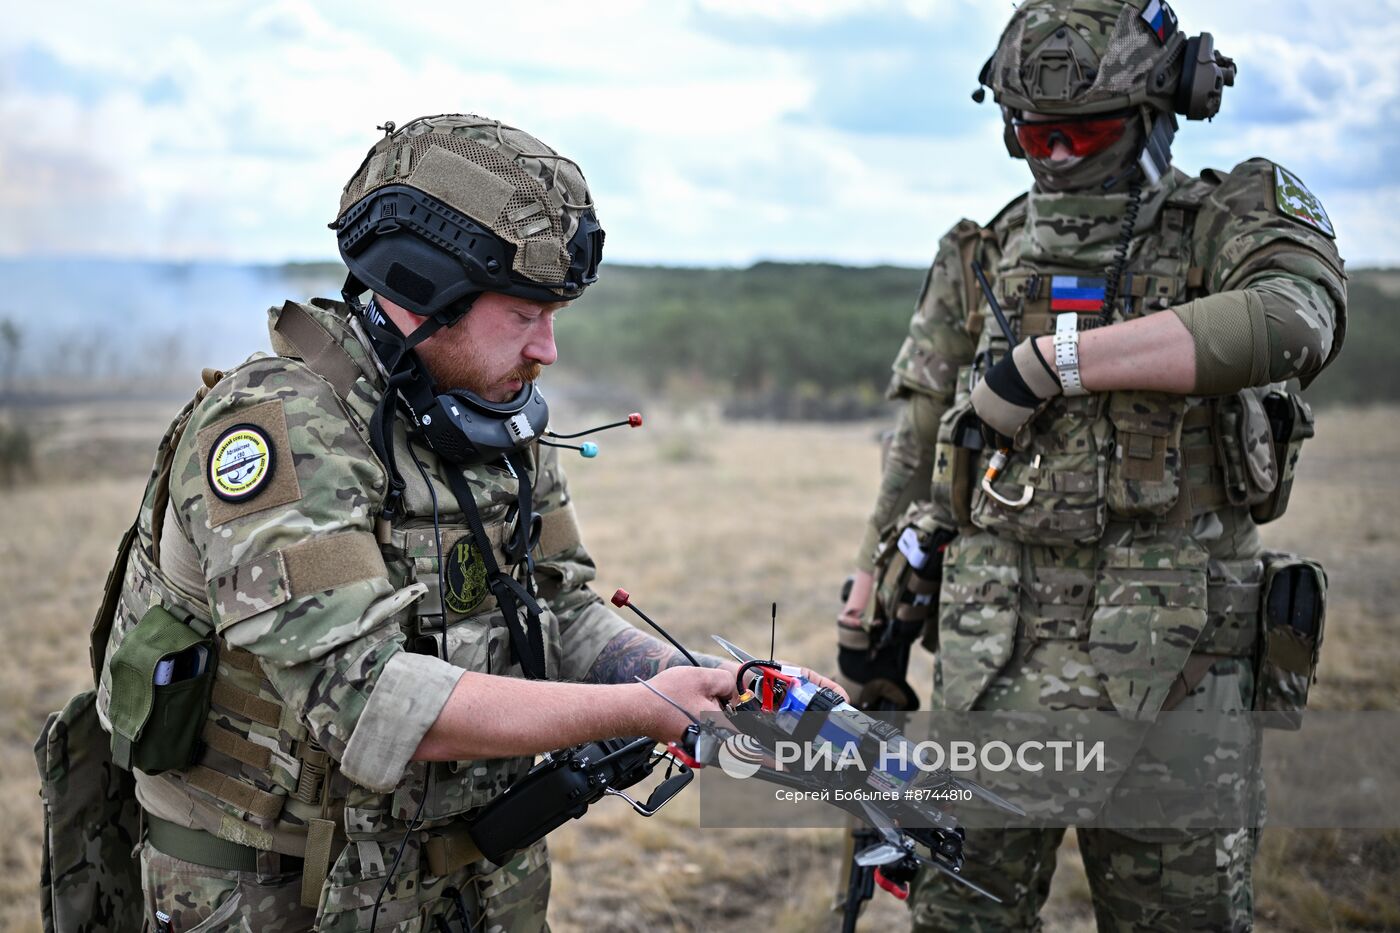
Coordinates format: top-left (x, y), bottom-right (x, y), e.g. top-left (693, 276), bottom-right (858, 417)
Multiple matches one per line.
top-left (1175, 35), bottom-right (1202, 116)
top-left (1176, 33), bottom-right (1230, 120)
top-left (423, 414), bottom-right (473, 463)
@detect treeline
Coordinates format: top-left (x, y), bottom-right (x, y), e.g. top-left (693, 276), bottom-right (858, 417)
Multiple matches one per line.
top-left (216, 260), bottom-right (1400, 417)
top-left (559, 263), bottom-right (1397, 416)
top-left (561, 262), bottom-right (923, 418)
top-left (1305, 271), bottom-right (1399, 407)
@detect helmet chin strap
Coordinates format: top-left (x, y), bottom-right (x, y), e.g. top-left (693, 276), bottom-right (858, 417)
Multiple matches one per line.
top-left (342, 272), bottom-right (479, 519)
top-left (342, 273), bottom-right (470, 373)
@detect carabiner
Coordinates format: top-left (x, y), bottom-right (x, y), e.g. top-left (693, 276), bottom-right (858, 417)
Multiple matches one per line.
top-left (981, 450), bottom-right (1041, 510)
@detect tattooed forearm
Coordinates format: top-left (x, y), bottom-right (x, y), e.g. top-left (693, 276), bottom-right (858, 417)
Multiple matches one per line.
top-left (588, 630), bottom-right (686, 684)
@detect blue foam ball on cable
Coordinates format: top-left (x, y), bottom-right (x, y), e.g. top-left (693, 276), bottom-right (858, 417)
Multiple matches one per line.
top-left (580, 442), bottom-right (599, 458)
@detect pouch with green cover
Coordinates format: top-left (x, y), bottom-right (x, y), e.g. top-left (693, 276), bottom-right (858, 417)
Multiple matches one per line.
top-left (107, 605), bottom-right (214, 774)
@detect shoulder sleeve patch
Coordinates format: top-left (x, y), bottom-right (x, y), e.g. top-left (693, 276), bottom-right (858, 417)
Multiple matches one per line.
top-left (1273, 165), bottom-right (1335, 239)
top-left (197, 399), bottom-right (302, 527)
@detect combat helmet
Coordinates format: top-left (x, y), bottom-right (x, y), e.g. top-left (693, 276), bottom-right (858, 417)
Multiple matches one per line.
top-left (975, 0), bottom-right (1235, 187)
top-left (332, 113), bottom-right (604, 326)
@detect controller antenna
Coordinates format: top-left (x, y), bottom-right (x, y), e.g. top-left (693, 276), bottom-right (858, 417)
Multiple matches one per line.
top-left (612, 589), bottom-right (700, 667)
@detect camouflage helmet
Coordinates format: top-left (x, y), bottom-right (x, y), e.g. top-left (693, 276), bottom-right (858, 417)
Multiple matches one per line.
top-left (332, 114), bottom-right (604, 320)
top-left (978, 0), bottom-right (1234, 120)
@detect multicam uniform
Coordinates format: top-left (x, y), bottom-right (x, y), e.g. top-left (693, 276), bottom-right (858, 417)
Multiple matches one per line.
top-left (858, 160), bottom-right (1345, 931)
top-left (95, 300), bottom-right (638, 931)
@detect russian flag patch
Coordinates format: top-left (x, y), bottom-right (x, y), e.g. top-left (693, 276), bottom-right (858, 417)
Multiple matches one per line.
top-left (1050, 276), bottom-right (1106, 312)
top-left (1141, 0), bottom-right (1178, 43)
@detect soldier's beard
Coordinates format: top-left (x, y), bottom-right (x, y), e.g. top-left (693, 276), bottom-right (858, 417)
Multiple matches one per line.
top-left (431, 348), bottom-right (542, 401)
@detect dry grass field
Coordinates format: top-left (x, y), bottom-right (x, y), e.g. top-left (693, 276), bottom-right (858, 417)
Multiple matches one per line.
top-left (1, 401), bottom-right (1398, 932)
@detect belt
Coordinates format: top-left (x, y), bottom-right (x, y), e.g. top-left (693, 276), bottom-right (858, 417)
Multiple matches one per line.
top-left (145, 815), bottom-right (304, 875)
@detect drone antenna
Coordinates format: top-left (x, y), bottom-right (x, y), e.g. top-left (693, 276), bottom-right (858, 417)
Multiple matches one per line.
top-left (769, 602), bottom-right (777, 663)
top-left (611, 588), bottom-right (700, 667)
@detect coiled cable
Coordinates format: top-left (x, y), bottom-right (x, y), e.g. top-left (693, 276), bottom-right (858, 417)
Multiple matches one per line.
top-left (1099, 180), bottom-right (1143, 327)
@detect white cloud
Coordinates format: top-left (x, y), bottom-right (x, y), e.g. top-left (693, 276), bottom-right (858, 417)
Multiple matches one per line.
top-left (0, 0), bottom-right (1396, 266)
top-left (693, 0), bottom-right (964, 21)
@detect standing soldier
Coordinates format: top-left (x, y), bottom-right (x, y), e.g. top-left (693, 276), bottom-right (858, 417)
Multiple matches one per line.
top-left (39, 113), bottom-right (841, 932)
top-left (838, 1), bottom-right (1344, 929)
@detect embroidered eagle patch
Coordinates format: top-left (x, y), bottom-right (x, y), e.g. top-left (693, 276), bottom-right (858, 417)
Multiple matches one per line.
top-left (1274, 165), bottom-right (1335, 238)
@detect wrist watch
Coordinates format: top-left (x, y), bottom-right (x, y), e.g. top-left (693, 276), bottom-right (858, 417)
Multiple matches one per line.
top-left (1054, 313), bottom-right (1089, 397)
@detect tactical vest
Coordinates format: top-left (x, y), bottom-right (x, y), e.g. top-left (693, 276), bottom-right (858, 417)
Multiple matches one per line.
top-left (91, 301), bottom-right (567, 915)
top-left (927, 176), bottom-right (1315, 716)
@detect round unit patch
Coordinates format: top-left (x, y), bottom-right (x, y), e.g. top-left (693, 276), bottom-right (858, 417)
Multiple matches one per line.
top-left (444, 538), bottom-right (488, 615)
top-left (208, 424), bottom-right (275, 503)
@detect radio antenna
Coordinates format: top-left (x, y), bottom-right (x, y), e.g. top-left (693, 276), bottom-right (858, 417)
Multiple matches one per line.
top-left (769, 602), bottom-right (777, 663)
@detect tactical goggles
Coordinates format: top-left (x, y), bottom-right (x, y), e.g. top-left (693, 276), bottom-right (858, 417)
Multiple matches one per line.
top-left (1012, 111), bottom-right (1132, 160)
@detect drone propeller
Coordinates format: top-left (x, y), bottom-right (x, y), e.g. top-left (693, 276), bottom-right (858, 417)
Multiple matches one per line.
top-left (910, 849), bottom-right (1003, 903)
top-left (858, 799), bottom-right (902, 837)
top-left (854, 842), bottom-right (905, 868)
top-left (711, 634), bottom-right (760, 665)
top-left (945, 775), bottom-right (1028, 818)
top-left (856, 800), bottom-right (1003, 903)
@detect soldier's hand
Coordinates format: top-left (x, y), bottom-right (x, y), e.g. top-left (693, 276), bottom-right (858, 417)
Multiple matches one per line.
top-left (837, 570), bottom-right (875, 684)
top-left (970, 338), bottom-right (1061, 446)
top-left (840, 570), bottom-right (875, 631)
top-left (640, 667), bottom-right (738, 743)
top-left (790, 665), bottom-right (850, 704)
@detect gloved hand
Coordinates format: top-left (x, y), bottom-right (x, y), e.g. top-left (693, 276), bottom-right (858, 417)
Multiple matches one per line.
top-left (970, 338), bottom-right (1061, 447)
top-left (837, 610), bottom-right (919, 688)
top-left (836, 624), bottom-right (920, 711)
top-left (836, 623), bottom-right (875, 684)
top-left (838, 638), bottom-right (911, 688)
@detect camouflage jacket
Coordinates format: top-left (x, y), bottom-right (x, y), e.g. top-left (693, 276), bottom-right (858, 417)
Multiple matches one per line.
top-left (102, 299), bottom-right (638, 854)
top-left (862, 159), bottom-right (1346, 714)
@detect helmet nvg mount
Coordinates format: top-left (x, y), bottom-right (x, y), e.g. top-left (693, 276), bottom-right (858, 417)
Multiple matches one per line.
top-left (974, 0), bottom-right (1236, 186)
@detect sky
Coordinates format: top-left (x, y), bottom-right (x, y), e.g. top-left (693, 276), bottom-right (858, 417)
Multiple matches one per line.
top-left (2, 0), bottom-right (1398, 268)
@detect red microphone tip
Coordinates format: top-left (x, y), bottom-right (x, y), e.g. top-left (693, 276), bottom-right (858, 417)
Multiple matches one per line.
top-left (628, 412), bottom-right (643, 428)
top-left (611, 588), bottom-right (631, 608)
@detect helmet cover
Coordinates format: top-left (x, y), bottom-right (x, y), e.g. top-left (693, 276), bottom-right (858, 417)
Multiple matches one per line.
top-left (983, 0), bottom-right (1190, 118)
top-left (334, 114), bottom-right (603, 317)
